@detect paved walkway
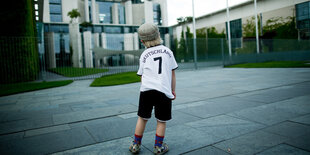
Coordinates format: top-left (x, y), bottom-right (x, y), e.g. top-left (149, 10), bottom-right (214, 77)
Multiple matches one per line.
top-left (0, 67), bottom-right (310, 155)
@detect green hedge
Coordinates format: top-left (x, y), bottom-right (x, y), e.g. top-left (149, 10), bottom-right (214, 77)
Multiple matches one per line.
top-left (0, 0), bottom-right (39, 84)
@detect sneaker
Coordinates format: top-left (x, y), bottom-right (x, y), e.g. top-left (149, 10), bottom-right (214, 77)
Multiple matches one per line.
top-left (153, 143), bottom-right (169, 155)
top-left (129, 141), bottom-right (141, 154)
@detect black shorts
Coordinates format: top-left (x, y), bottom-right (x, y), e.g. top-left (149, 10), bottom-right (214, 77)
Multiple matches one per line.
top-left (138, 90), bottom-right (172, 122)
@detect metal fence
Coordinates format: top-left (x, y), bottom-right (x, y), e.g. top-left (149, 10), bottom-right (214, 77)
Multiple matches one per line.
top-left (1, 36), bottom-right (310, 85)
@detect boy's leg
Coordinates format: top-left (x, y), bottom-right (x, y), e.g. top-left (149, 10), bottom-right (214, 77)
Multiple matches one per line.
top-left (156, 120), bottom-right (166, 137)
top-left (135, 116), bottom-right (148, 136)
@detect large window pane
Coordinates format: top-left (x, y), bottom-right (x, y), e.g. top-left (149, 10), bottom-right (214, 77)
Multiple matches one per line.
top-left (50, 14), bottom-right (62, 22)
top-left (49, 0), bottom-right (61, 4)
top-left (118, 3), bottom-right (126, 24)
top-left (98, 1), bottom-right (113, 24)
top-left (50, 4), bottom-right (62, 14)
top-left (106, 34), bottom-right (124, 50)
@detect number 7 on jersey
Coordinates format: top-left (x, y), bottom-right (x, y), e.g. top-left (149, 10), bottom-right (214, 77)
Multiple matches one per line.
top-left (153, 57), bottom-right (162, 74)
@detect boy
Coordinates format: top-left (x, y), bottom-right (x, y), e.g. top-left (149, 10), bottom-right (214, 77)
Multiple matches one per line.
top-left (129, 23), bottom-right (178, 154)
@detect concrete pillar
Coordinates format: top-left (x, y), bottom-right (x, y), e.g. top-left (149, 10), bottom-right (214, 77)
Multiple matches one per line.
top-left (101, 33), bottom-right (107, 48)
top-left (43, 0), bottom-right (50, 22)
top-left (133, 32), bottom-right (139, 50)
top-left (158, 0), bottom-right (168, 26)
top-left (164, 34), bottom-right (170, 49)
top-left (112, 3), bottom-right (119, 24)
top-left (144, 0), bottom-right (153, 23)
top-left (84, 0), bottom-right (89, 22)
top-left (91, 0), bottom-right (97, 23)
top-left (125, 0), bottom-right (133, 24)
top-left (93, 33), bottom-right (99, 47)
top-left (83, 31), bottom-right (93, 68)
top-left (124, 33), bottom-right (134, 50)
top-left (44, 32), bottom-right (56, 68)
top-left (69, 23), bottom-right (83, 68)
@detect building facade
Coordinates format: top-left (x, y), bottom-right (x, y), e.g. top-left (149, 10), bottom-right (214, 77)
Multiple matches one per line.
top-left (173, 0), bottom-right (310, 44)
top-left (37, 0), bottom-right (170, 68)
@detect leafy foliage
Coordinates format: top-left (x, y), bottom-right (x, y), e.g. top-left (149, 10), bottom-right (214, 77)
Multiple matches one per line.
top-left (67, 9), bottom-right (81, 23)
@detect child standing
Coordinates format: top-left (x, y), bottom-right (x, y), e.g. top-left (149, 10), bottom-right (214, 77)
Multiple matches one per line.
top-left (129, 23), bottom-right (178, 154)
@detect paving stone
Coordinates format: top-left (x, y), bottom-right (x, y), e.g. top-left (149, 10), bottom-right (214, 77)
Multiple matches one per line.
top-left (291, 114), bottom-right (310, 125)
top-left (263, 121), bottom-right (310, 139)
top-left (186, 115), bottom-right (265, 140)
top-left (183, 146), bottom-right (230, 155)
top-left (142, 125), bottom-right (223, 154)
top-left (51, 137), bottom-right (152, 155)
top-left (0, 132), bottom-right (24, 143)
top-left (0, 127), bottom-right (95, 155)
top-left (178, 97), bottom-right (263, 119)
top-left (85, 117), bottom-right (137, 142)
top-left (256, 144), bottom-right (310, 155)
top-left (53, 104), bottom-right (137, 124)
top-left (213, 131), bottom-right (288, 155)
top-left (228, 95), bottom-right (310, 126)
top-left (286, 131), bottom-right (310, 152)
top-left (25, 124), bottom-right (71, 137)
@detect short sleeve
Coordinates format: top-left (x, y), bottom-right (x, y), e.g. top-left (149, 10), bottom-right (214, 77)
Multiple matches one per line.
top-left (137, 56), bottom-right (143, 76)
top-left (171, 52), bottom-right (178, 70)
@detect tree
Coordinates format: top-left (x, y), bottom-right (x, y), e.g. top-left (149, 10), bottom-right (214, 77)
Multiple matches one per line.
top-left (67, 9), bottom-right (81, 23)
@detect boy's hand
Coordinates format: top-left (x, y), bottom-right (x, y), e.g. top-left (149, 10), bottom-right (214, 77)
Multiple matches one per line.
top-left (172, 91), bottom-right (176, 100)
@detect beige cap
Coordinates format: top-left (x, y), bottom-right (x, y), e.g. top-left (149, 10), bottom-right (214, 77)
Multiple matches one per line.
top-left (138, 23), bottom-right (160, 41)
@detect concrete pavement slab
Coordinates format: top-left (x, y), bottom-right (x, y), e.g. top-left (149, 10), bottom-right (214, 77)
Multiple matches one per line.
top-left (256, 144), bottom-right (310, 155)
top-left (285, 131), bottom-right (310, 152)
top-left (141, 125), bottom-right (223, 154)
top-left (262, 121), bottom-right (310, 139)
top-left (52, 104), bottom-right (137, 124)
top-left (183, 146), bottom-right (230, 155)
top-left (51, 137), bottom-right (152, 155)
top-left (228, 95), bottom-right (310, 126)
top-left (186, 115), bottom-right (265, 140)
top-left (213, 130), bottom-right (289, 155)
top-left (0, 127), bottom-right (95, 155)
top-left (291, 114), bottom-right (310, 125)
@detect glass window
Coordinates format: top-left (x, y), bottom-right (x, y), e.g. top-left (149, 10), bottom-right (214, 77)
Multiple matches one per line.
top-left (93, 26), bottom-right (102, 33)
top-left (104, 26), bottom-right (122, 33)
top-left (106, 34), bottom-right (124, 50)
top-left (296, 2), bottom-right (310, 30)
top-left (98, 1), bottom-right (113, 24)
top-left (49, 0), bottom-right (61, 4)
top-left (49, 0), bottom-right (62, 22)
top-left (50, 14), bottom-right (62, 22)
top-left (118, 3), bottom-right (126, 24)
top-left (45, 24), bottom-right (69, 33)
top-left (153, 3), bottom-right (161, 25)
top-left (50, 4), bottom-right (62, 14)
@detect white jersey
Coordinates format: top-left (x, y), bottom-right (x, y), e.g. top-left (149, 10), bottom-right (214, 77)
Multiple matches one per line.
top-left (137, 45), bottom-right (178, 99)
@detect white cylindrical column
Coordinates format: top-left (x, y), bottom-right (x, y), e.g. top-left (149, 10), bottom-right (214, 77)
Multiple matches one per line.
top-left (133, 32), bottom-right (139, 50)
top-left (112, 3), bottom-right (119, 24)
top-left (125, 0), bottom-right (133, 24)
top-left (164, 34), bottom-right (170, 48)
top-left (84, 0), bottom-right (89, 22)
top-left (101, 33), bottom-right (107, 49)
top-left (144, 0), bottom-right (153, 23)
top-left (69, 23), bottom-right (82, 68)
top-left (43, 0), bottom-right (50, 22)
top-left (83, 31), bottom-right (93, 68)
top-left (124, 33), bottom-right (134, 50)
top-left (91, 0), bottom-right (97, 23)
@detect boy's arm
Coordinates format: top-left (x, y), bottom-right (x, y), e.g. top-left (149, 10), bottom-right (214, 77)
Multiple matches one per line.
top-left (171, 70), bottom-right (176, 100)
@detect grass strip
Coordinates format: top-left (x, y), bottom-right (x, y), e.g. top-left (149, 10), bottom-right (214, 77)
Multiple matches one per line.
top-left (225, 61), bottom-right (310, 68)
top-left (49, 67), bottom-right (108, 77)
top-left (0, 80), bottom-right (73, 97)
top-left (90, 72), bottom-right (140, 87)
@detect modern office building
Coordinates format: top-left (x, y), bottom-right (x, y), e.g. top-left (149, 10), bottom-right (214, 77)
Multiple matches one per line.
top-left (173, 0), bottom-right (310, 45)
top-left (37, 0), bottom-right (170, 68)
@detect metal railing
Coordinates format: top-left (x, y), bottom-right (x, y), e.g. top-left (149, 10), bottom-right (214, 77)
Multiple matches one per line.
top-left (1, 36), bottom-right (310, 85)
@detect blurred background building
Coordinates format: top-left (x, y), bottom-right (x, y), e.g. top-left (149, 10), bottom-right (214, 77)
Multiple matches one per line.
top-left (36, 0), bottom-right (171, 68)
